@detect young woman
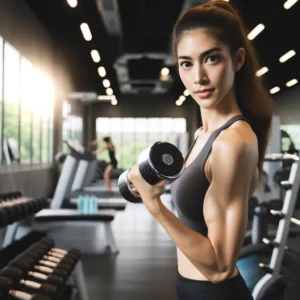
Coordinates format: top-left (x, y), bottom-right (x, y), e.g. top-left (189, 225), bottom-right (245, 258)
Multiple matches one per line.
top-left (93, 136), bottom-right (118, 195)
top-left (127, 1), bottom-right (273, 299)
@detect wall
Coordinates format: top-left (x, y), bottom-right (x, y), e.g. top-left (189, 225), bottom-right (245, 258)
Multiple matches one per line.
top-left (0, 0), bottom-right (73, 197)
top-left (273, 85), bottom-right (300, 125)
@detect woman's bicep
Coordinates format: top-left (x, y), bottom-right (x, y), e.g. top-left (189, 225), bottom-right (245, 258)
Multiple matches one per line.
top-left (203, 136), bottom-right (257, 275)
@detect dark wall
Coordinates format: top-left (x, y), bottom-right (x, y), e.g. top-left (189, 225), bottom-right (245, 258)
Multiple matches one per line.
top-left (85, 95), bottom-right (201, 145)
top-left (273, 85), bottom-right (300, 125)
top-left (0, 166), bottom-right (56, 197)
top-left (0, 0), bottom-right (73, 197)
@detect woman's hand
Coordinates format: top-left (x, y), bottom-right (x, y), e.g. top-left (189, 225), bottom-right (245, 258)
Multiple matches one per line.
top-left (127, 164), bottom-right (165, 214)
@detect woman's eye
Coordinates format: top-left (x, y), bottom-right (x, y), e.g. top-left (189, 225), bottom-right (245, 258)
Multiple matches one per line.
top-left (206, 55), bottom-right (219, 64)
top-left (180, 61), bottom-right (192, 68)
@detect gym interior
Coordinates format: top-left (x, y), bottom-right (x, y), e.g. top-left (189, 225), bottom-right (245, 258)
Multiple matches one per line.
top-left (0, 0), bottom-right (300, 299)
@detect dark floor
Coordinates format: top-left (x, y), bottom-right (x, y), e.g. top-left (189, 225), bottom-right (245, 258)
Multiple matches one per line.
top-left (42, 195), bottom-right (178, 300)
top-left (81, 199), bottom-right (178, 300)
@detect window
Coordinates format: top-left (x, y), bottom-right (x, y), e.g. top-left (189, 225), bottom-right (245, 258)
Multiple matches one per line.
top-left (0, 36), bottom-right (3, 162)
top-left (62, 101), bottom-right (83, 153)
top-left (3, 42), bottom-right (20, 143)
top-left (0, 39), bottom-right (54, 165)
top-left (20, 57), bottom-right (33, 163)
top-left (96, 117), bottom-right (187, 169)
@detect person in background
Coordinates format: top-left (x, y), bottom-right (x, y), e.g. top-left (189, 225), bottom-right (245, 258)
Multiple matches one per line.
top-left (93, 136), bottom-right (118, 196)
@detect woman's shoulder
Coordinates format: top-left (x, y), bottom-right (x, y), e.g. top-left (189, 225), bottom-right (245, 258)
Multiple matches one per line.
top-left (212, 121), bottom-right (258, 161)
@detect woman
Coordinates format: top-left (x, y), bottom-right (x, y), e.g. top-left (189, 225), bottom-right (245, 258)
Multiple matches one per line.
top-left (93, 136), bottom-right (118, 195)
top-left (127, 1), bottom-right (273, 299)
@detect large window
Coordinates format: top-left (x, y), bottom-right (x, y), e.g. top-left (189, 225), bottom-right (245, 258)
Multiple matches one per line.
top-left (62, 100), bottom-right (83, 153)
top-left (20, 58), bottom-right (33, 163)
top-left (0, 36), bottom-right (3, 162)
top-left (0, 39), bottom-right (54, 165)
top-left (96, 117), bottom-right (187, 169)
top-left (3, 43), bottom-right (20, 143)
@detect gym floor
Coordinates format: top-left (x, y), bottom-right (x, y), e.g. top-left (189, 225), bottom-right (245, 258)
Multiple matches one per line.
top-left (43, 195), bottom-right (178, 300)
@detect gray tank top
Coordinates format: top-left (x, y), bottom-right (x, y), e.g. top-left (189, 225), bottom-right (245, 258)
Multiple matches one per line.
top-left (172, 115), bottom-right (249, 235)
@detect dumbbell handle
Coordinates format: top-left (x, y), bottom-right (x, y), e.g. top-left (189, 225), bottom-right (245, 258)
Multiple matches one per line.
top-left (9, 290), bottom-right (33, 300)
top-left (28, 271), bottom-right (48, 280)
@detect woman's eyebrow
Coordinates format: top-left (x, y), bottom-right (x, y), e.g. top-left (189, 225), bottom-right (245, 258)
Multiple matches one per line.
top-left (178, 47), bottom-right (222, 60)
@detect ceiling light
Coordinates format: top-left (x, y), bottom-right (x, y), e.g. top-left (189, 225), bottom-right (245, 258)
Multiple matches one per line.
top-left (67, 0), bottom-right (77, 8)
top-left (279, 50), bottom-right (296, 63)
top-left (98, 66), bottom-right (106, 77)
top-left (106, 88), bottom-right (113, 95)
top-left (91, 50), bottom-right (100, 63)
top-left (97, 95), bottom-right (115, 101)
top-left (270, 87), bottom-right (280, 94)
top-left (284, 0), bottom-right (298, 9)
top-left (286, 79), bottom-right (298, 87)
top-left (103, 79), bottom-right (110, 88)
top-left (176, 100), bottom-right (182, 106)
top-left (256, 67), bottom-right (269, 77)
top-left (111, 99), bottom-right (118, 105)
top-left (247, 24), bottom-right (265, 40)
top-left (161, 67), bottom-right (170, 76)
top-left (80, 23), bottom-right (92, 41)
top-left (183, 89), bottom-right (190, 96)
top-left (179, 95), bottom-right (186, 102)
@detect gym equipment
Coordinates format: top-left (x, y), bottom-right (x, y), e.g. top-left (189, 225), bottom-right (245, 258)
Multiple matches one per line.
top-left (118, 142), bottom-right (184, 203)
top-left (238, 153), bottom-right (300, 299)
top-left (51, 139), bottom-right (126, 210)
top-left (0, 276), bottom-right (50, 300)
top-left (0, 266), bottom-right (57, 297)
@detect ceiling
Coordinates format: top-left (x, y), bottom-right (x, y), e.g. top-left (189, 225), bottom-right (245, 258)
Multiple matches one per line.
top-left (24, 0), bottom-right (300, 101)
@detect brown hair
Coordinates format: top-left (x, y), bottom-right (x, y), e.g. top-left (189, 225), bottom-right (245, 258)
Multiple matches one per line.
top-left (172, 0), bottom-right (274, 178)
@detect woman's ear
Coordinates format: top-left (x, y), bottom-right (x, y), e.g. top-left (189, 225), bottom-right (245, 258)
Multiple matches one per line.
top-left (234, 47), bottom-right (246, 72)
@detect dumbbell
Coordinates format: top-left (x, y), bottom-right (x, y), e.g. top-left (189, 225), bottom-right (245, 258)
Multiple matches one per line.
top-left (30, 243), bottom-right (80, 262)
top-left (118, 142), bottom-right (184, 203)
top-left (24, 248), bottom-right (76, 266)
top-left (9, 258), bottom-right (69, 281)
top-left (0, 267), bottom-right (57, 297)
top-left (16, 254), bottom-right (73, 277)
top-left (0, 276), bottom-right (52, 300)
top-left (33, 238), bottom-right (81, 260)
top-left (20, 250), bottom-right (76, 273)
top-left (6, 261), bottom-right (64, 290)
top-left (0, 208), bottom-right (9, 227)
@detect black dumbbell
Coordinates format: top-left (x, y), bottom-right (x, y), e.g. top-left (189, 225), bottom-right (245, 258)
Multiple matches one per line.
top-left (118, 142), bottom-right (184, 203)
top-left (0, 208), bottom-right (9, 228)
top-left (8, 260), bottom-right (65, 289)
top-left (0, 267), bottom-right (57, 297)
top-left (0, 276), bottom-right (51, 300)
top-left (32, 240), bottom-right (81, 260)
top-left (9, 258), bottom-right (69, 281)
top-left (24, 248), bottom-right (76, 266)
top-left (0, 200), bottom-right (20, 223)
top-left (20, 252), bottom-right (75, 273)
top-left (17, 254), bottom-right (72, 277)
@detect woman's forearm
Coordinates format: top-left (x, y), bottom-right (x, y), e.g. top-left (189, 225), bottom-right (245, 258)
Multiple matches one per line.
top-left (151, 200), bottom-right (226, 282)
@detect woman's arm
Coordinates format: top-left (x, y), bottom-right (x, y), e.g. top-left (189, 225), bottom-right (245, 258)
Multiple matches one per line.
top-left (128, 129), bottom-right (258, 283)
top-left (93, 146), bottom-right (107, 156)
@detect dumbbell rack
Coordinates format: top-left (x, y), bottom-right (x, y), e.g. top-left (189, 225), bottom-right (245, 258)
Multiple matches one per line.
top-left (0, 192), bottom-right (48, 248)
top-left (252, 154), bottom-right (300, 300)
top-left (0, 191), bottom-right (88, 300)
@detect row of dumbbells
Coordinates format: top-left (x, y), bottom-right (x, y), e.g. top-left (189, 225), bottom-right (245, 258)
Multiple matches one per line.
top-left (0, 237), bottom-right (81, 300)
top-left (0, 192), bottom-right (47, 227)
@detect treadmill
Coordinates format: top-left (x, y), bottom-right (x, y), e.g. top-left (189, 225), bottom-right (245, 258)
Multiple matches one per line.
top-left (51, 139), bottom-right (127, 211)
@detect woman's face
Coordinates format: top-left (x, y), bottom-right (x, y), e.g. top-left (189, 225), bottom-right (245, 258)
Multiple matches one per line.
top-left (177, 28), bottom-right (241, 109)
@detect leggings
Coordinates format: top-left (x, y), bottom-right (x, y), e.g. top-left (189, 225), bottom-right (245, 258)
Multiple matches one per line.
top-left (176, 270), bottom-right (254, 300)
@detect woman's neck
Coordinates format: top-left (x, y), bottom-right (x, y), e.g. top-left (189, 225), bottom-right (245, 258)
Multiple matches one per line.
top-left (200, 90), bottom-right (242, 134)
